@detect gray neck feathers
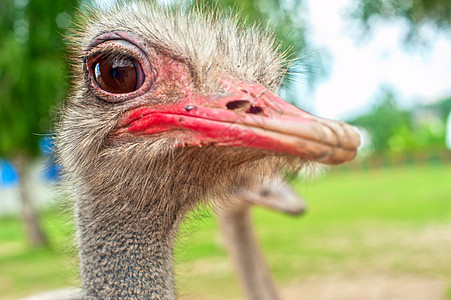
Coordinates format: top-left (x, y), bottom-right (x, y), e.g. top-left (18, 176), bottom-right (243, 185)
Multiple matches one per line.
top-left (62, 144), bottom-right (296, 298)
top-left (76, 192), bottom-right (183, 299)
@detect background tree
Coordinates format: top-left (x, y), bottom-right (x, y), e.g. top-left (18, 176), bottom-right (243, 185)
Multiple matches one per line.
top-left (345, 0), bottom-right (451, 155)
top-left (0, 0), bottom-right (77, 247)
top-left (347, 0), bottom-right (451, 43)
top-left (428, 96), bottom-right (451, 120)
top-left (348, 90), bottom-right (413, 153)
top-left (349, 91), bottom-right (449, 154)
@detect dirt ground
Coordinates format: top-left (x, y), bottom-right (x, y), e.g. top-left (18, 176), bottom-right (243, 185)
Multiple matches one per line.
top-left (280, 274), bottom-right (446, 300)
top-left (180, 222), bottom-right (451, 300)
top-left (181, 274), bottom-right (447, 300)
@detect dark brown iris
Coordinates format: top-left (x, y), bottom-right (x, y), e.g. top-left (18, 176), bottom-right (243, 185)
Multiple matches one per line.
top-left (93, 55), bottom-right (143, 94)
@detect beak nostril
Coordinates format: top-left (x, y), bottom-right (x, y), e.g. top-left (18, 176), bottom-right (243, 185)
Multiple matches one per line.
top-left (226, 100), bottom-right (263, 114)
top-left (226, 100), bottom-right (251, 111)
top-left (260, 189), bottom-right (270, 197)
top-left (246, 106), bottom-right (263, 114)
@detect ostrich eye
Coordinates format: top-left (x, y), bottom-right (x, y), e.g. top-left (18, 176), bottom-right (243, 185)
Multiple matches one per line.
top-left (93, 54), bottom-right (144, 94)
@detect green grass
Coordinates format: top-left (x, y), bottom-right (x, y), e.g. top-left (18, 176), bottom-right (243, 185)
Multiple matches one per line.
top-left (0, 210), bottom-right (79, 300)
top-left (1, 165), bottom-right (451, 299)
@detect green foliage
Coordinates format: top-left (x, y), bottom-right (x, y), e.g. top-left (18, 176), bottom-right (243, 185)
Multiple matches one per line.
top-left (349, 91), bottom-right (449, 153)
top-left (349, 91), bottom-right (411, 153)
top-left (0, 0), bottom-right (78, 158)
top-left (348, 0), bottom-right (451, 43)
top-left (428, 96), bottom-right (451, 120)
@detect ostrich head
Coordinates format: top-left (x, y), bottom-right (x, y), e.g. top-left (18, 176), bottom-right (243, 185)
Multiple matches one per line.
top-left (55, 2), bottom-right (359, 297)
top-left (57, 2), bottom-right (358, 212)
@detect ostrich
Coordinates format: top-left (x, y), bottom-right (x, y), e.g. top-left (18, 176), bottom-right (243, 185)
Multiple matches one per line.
top-left (56, 2), bottom-right (359, 299)
top-left (217, 175), bottom-right (305, 300)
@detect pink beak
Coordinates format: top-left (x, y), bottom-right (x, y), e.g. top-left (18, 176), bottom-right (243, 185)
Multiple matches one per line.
top-left (119, 79), bottom-right (360, 165)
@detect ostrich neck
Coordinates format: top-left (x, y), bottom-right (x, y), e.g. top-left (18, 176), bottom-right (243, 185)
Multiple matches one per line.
top-left (218, 204), bottom-right (280, 300)
top-left (76, 193), bottom-right (185, 299)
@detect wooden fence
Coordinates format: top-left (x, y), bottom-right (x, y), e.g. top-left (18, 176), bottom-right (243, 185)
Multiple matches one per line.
top-left (329, 149), bottom-right (451, 173)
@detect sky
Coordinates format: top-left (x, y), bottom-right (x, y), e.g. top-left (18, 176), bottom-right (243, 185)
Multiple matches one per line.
top-left (299, 0), bottom-right (451, 120)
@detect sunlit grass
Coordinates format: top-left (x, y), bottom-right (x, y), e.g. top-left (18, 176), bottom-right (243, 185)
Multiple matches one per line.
top-left (0, 211), bottom-right (78, 299)
top-left (1, 165), bottom-right (451, 299)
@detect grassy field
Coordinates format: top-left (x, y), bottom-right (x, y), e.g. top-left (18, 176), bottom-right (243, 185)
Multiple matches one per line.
top-left (1, 164), bottom-right (451, 299)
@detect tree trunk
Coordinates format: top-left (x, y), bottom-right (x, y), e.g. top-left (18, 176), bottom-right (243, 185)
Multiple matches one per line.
top-left (14, 154), bottom-right (47, 248)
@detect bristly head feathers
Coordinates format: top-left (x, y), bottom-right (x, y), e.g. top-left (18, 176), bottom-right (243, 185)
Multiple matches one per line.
top-left (70, 1), bottom-right (290, 92)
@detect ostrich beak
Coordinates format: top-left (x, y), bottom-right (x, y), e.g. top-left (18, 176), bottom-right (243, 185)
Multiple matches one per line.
top-left (236, 178), bottom-right (306, 215)
top-left (119, 79), bottom-right (360, 165)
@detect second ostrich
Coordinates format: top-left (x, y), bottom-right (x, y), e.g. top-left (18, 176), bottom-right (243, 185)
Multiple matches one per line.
top-left (218, 175), bottom-right (305, 300)
top-left (56, 2), bottom-right (359, 299)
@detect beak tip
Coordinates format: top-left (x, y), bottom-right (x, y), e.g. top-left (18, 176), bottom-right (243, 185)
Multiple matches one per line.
top-left (351, 125), bottom-right (362, 148)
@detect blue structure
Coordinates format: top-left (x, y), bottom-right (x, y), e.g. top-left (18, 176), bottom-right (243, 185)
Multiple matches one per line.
top-left (0, 136), bottom-right (61, 189)
top-left (0, 159), bottom-right (19, 188)
top-left (39, 136), bottom-right (61, 182)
